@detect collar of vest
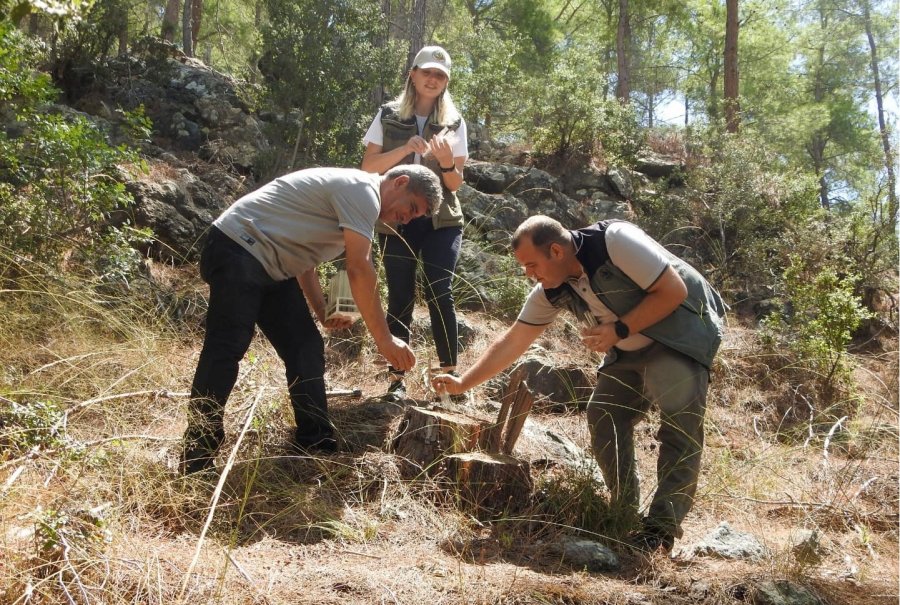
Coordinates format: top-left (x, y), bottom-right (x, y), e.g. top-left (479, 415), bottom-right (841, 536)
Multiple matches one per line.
top-left (380, 104), bottom-right (461, 130)
top-left (544, 219), bottom-right (623, 302)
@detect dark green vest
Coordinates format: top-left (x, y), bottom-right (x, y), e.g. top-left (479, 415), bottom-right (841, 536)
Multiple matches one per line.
top-left (545, 221), bottom-right (727, 368)
top-left (376, 104), bottom-right (464, 234)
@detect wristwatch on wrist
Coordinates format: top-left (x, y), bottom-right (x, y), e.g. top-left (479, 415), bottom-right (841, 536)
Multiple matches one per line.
top-left (614, 320), bottom-right (630, 339)
top-left (440, 164), bottom-right (455, 173)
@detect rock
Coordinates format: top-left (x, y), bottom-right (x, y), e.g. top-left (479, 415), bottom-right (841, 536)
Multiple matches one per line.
top-left (634, 151), bottom-right (682, 178)
top-left (454, 241), bottom-right (530, 314)
top-left (607, 166), bottom-right (634, 198)
top-left (550, 536), bottom-right (619, 572)
top-left (127, 167), bottom-right (247, 261)
top-left (457, 184), bottom-right (528, 237)
top-left (791, 529), bottom-right (826, 565)
top-left (685, 522), bottom-right (768, 560)
top-left (751, 580), bottom-right (826, 605)
top-left (585, 194), bottom-right (633, 222)
top-left (519, 419), bottom-right (602, 481)
top-left (558, 163), bottom-right (614, 197)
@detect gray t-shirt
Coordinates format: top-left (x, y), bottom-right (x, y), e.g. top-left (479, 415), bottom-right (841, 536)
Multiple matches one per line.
top-left (214, 168), bottom-right (382, 280)
top-left (517, 222), bottom-right (668, 351)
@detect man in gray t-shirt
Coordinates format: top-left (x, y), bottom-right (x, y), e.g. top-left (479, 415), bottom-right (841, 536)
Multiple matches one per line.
top-left (182, 165), bottom-right (442, 474)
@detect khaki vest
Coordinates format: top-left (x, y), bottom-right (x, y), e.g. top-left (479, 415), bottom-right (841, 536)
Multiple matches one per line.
top-left (376, 104), bottom-right (464, 234)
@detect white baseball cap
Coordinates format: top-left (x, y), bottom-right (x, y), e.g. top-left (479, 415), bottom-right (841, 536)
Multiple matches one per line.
top-left (413, 46), bottom-right (451, 78)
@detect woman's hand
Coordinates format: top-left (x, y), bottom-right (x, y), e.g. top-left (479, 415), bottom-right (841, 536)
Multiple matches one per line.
top-left (405, 135), bottom-right (429, 156)
top-left (427, 129), bottom-right (455, 169)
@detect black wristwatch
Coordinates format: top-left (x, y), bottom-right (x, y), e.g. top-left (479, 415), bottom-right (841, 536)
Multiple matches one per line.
top-left (440, 164), bottom-right (455, 173)
top-left (614, 320), bottom-right (630, 339)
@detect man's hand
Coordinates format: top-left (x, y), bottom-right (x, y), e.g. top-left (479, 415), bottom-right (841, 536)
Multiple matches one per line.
top-left (322, 314), bottom-right (354, 331)
top-left (432, 372), bottom-right (464, 395)
top-left (377, 335), bottom-right (416, 371)
top-left (580, 323), bottom-right (620, 353)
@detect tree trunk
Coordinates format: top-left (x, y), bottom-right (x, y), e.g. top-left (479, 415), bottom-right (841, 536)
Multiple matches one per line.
top-left (162, 0), bottom-right (179, 43)
top-left (615, 0), bottom-right (630, 101)
top-left (182, 0), bottom-right (193, 57)
top-left (862, 0), bottom-right (897, 230)
top-left (191, 0), bottom-right (203, 53)
top-left (724, 0), bottom-right (740, 133)
top-left (444, 452), bottom-right (533, 518)
top-left (406, 0), bottom-right (427, 72)
top-left (390, 406), bottom-right (493, 476)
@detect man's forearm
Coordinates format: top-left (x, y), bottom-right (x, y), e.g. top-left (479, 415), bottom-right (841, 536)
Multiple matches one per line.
top-left (345, 260), bottom-right (392, 344)
top-left (459, 322), bottom-right (545, 390)
top-left (298, 269), bottom-right (326, 322)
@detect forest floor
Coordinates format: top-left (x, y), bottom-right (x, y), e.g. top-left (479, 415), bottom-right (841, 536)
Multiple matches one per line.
top-left (0, 264), bottom-right (897, 604)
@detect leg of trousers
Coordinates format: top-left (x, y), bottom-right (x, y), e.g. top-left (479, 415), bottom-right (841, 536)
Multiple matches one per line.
top-left (587, 343), bottom-right (709, 536)
top-left (256, 279), bottom-right (330, 441)
top-left (418, 224), bottom-right (461, 368)
top-left (379, 219), bottom-right (462, 369)
top-left (587, 361), bottom-right (649, 521)
top-left (187, 229), bottom-right (269, 455)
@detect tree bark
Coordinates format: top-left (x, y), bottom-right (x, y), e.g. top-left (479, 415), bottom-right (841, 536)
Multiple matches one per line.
top-left (191, 0), bottom-right (203, 53)
top-left (861, 0), bottom-right (897, 230)
top-left (724, 0), bottom-right (740, 133)
top-left (406, 0), bottom-right (427, 73)
top-left (615, 0), bottom-right (630, 101)
top-left (391, 406), bottom-right (493, 476)
top-left (182, 0), bottom-right (193, 57)
top-left (162, 0), bottom-right (180, 43)
top-left (444, 452), bottom-right (533, 518)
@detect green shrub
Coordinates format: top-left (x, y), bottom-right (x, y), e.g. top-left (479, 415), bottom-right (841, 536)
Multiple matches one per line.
top-left (0, 22), bottom-right (151, 282)
top-left (760, 254), bottom-right (873, 428)
top-left (523, 46), bottom-right (643, 165)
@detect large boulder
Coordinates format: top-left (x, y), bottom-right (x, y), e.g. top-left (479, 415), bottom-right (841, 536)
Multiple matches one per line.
top-left (634, 151), bottom-right (683, 179)
top-left (127, 165), bottom-right (248, 261)
top-left (68, 46), bottom-right (269, 174)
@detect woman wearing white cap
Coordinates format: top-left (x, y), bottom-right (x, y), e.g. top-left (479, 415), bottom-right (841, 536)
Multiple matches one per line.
top-left (361, 45), bottom-right (468, 401)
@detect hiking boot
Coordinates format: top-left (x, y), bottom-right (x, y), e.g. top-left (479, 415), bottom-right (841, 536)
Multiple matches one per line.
top-left (628, 519), bottom-right (675, 554)
top-left (382, 378), bottom-right (407, 402)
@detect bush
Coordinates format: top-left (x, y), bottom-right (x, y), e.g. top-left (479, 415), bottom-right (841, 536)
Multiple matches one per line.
top-left (522, 47), bottom-right (643, 166)
top-left (0, 22), bottom-right (152, 282)
top-left (760, 254), bottom-right (873, 431)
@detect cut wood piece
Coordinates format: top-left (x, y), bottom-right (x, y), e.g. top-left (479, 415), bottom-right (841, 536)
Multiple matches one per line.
top-left (501, 380), bottom-right (534, 455)
top-left (444, 451), bottom-right (533, 517)
top-left (483, 368), bottom-right (528, 454)
top-left (390, 406), bottom-right (491, 475)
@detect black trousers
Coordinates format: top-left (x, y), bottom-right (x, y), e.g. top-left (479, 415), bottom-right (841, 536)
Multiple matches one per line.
top-left (185, 227), bottom-right (330, 456)
top-left (378, 217), bottom-right (462, 370)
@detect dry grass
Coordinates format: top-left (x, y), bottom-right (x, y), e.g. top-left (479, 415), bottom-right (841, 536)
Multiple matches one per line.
top-left (0, 267), bottom-right (897, 604)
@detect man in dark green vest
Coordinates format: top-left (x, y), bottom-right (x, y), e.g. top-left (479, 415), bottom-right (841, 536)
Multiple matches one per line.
top-left (432, 215), bottom-right (726, 553)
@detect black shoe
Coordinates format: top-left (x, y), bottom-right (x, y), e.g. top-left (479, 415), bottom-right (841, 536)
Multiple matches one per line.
top-left (180, 447), bottom-right (216, 475)
top-left (382, 379), bottom-right (407, 402)
top-left (290, 437), bottom-right (339, 455)
top-left (628, 520), bottom-right (675, 554)
top-left (291, 427), bottom-right (339, 455)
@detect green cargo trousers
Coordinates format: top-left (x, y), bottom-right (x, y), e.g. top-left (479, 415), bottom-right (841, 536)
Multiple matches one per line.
top-left (586, 342), bottom-right (709, 537)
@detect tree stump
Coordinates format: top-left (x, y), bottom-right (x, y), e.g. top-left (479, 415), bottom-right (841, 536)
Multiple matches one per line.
top-left (391, 406), bottom-right (491, 476)
top-left (444, 452), bottom-right (533, 517)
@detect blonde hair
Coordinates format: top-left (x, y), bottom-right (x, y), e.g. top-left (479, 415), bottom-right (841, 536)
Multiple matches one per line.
top-left (390, 67), bottom-right (461, 125)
